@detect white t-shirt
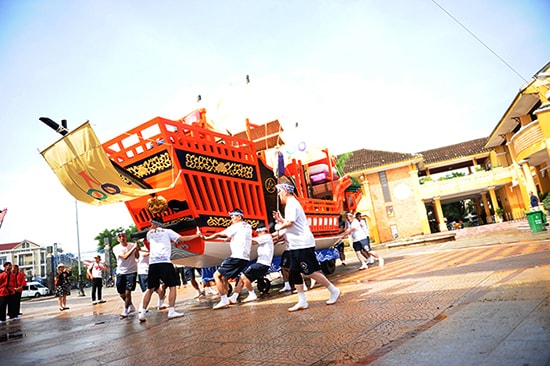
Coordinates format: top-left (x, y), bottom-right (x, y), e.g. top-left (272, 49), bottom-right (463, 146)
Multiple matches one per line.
top-left (137, 251), bottom-right (150, 275)
top-left (112, 243), bottom-right (138, 274)
top-left (359, 219), bottom-right (370, 237)
top-left (220, 221), bottom-right (252, 260)
top-left (89, 262), bottom-right (106, 279)
top-left (146, 227), bottom-right (181, 264)
top-left (254, 234), bottom-right (274, 266)
top-left (349, 219), bottom-right (368, 242)
top-left (283, 195), bottom-right (315, 249)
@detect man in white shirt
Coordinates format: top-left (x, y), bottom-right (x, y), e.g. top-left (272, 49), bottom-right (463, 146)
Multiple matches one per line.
top-left (87, 255), bottom-right (107, 305)
top-left (228, 225), bottom-right (274, 304)
top-left (199, 208), bottom-right (252, 310)
top-left (138, 218), bottom-right (199, 322)
top-left (342, 212), bottom-right (371, 270)
top-left (273, 183), bottom-right (340, 311)
top-left (112, 231), bottom-right (139, 318)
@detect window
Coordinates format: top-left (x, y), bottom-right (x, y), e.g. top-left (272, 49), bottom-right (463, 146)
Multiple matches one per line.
top-left (379, 171), bottom-right (392, 203)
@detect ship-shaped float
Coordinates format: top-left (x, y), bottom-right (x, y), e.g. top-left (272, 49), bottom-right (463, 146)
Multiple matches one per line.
top-left (41, 109), bottom-right (362, 273)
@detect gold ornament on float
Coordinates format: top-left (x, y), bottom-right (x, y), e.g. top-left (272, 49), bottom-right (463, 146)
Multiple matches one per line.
top-left (147, 195), bottom-right (168, 215)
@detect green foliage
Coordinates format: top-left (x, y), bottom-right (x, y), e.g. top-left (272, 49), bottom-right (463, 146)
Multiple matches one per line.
top-left (542, 194), bottom-right (550, 210)
top-left (419, 176), bottom-right (433, 185)
top-left (438, 172), bottom-right (466, 181)
top-left (442, 201), bottom-right (466, 223)
top-left (335, 152), bottom-right (352, 176)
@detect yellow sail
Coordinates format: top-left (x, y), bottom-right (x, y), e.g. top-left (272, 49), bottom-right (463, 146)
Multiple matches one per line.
top-left (41, 121), bottom-right (176, 205)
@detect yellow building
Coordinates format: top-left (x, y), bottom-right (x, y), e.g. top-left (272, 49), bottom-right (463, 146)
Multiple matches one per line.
top-left (342, 61), bottom-right (550, 244)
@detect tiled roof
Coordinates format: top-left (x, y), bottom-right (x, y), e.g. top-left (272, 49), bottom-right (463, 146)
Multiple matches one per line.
top-left (340, 149), bottom-right (420, 173)
top-left (0, 242), bottom-right (21, 251)
top-left (418, 137), bottom-right (491, 164)
top-left (339, 137), bottom-right (491, 173)
top-left (0, 240), bottom-right (42, 251)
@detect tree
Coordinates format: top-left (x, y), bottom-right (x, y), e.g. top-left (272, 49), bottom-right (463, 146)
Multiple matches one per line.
top-left (335, 152), bottom-right (353, 177)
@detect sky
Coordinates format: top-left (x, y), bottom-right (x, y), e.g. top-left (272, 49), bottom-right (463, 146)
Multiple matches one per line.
top-left (0, 0), bottom-right (549, 257)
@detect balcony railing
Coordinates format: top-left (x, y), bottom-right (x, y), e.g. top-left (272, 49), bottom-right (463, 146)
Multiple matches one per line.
top-left (418, 166), bottom-right (515, 199)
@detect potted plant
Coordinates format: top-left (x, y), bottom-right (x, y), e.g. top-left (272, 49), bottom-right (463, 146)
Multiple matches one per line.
top-left (495, 208), bottom-right (504, 223)
top-left (542, 194), bottom-right (550, 215)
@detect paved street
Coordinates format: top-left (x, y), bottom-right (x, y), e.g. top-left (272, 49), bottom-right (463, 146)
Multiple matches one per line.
top-left (1, 220), bottom-right (549, 365)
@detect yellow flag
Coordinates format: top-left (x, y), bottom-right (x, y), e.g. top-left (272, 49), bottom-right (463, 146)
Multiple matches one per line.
top-left (41, 121), bottom-right (174, 205)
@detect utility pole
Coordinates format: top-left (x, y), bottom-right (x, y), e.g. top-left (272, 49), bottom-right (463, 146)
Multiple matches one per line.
top-left (104, 237), bottom-right (112, 283)
top-left (75, 200), bottom-right (85, 296)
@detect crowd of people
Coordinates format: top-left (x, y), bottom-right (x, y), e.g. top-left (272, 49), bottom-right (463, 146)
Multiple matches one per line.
top-left (0, 183), bottom-right (384, 323)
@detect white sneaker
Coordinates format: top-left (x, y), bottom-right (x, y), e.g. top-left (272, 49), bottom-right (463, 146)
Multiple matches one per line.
top-left (359, 263), bottom-right (368, 270)
top-left (168, 310), bottom-right (184, 319)
top-left (243, 292), bottom-right (257, 303)
top-left (92, 301), bottom-right (98, 305)
top-left (128, 304), bottom-right (136, 313)
top-left (158, 301), bottom-right (169, 310)
top-left (279, 286), bottom-right (292, 293)
top-left (288, 302), bottom-right (309, 312)
top-left (228, 294), bottom-right (239, 304)
top-left (120, 309), bottom-right (129, 319)
top-left (367, 256), bottom-right (375, 264)
top-left (326, 288), bottom-right (341, 305)
top-left (379, 257), bottom-right (385, 267)
top-left (212, 300), bottom-right (230, 310)
top-left (138, 311), bottom-right (146, 323)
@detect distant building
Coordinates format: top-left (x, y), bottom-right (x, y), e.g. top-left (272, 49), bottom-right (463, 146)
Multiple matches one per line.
top-left (341, 61), bottom-right (550, 243)
top-left (0, 240), bottom-right (48, 280)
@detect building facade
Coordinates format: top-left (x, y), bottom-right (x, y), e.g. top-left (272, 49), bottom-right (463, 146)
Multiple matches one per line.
top-left (343, 62), bottom-right (550, 243)
top-left (0, 240), bottom-right (48, 280)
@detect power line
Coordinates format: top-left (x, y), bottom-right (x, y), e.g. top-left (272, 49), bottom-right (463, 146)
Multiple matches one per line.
top-left (431, 0), bottom-right (528, 83)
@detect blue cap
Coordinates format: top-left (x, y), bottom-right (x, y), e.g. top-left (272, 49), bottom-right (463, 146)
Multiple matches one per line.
top-left (276, 183), bottom-right (294, 193)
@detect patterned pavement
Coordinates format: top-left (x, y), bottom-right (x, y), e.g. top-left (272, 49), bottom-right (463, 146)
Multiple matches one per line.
top-left (2, 220), bottom-right (550, 365)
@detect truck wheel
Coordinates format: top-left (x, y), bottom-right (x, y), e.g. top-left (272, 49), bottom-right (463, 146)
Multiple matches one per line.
top-left (320, 259), bottom-right (336, 275)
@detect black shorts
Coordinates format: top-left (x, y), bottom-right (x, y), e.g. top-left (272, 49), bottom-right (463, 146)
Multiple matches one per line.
top-left (289, 247), bottom-right (321, 275)
top-left (217, 257), bottom-right (249, 280)
top-left (280, 250), bottom-right (290, 268)
top-left (353, 238), bottom-right (371, 252)
top-left (334, 240), bottom-right (344, 252)
top-left (116, 273), bottom-right (137, 294)
top-left (243, 263), bottom-right (270, 282)
top-left (148, 262), bottom-right (179, 289)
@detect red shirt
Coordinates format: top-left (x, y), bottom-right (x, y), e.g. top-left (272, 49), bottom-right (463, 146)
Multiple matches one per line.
top-left (13, 271), bottom-right (27, 293)
top-left (0, 271), bottom-right (16, 296)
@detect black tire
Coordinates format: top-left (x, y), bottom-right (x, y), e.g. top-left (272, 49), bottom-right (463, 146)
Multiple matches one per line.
top-left (34, 293), bottom-right (41, 298)
top-left (257, 277), bottom-right (271, 294)
top-left (320, 259), bottom-right (336, 275)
